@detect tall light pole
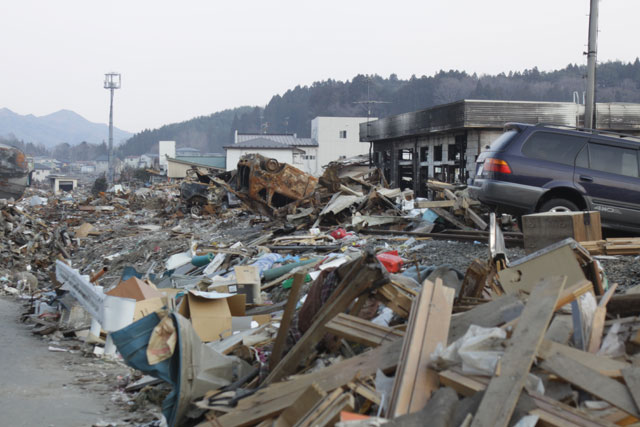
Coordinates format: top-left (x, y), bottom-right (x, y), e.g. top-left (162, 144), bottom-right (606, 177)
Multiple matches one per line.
top-left (104, 72), bottom-right (121, 183)
top-left (584, 0), bottom-right (599, 129)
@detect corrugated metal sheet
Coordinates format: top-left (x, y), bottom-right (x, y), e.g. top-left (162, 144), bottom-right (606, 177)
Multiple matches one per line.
top-left (361, 100), bottom-right (640, 142)
top-left (237, 133), bottom-right (317, 147)
top-left (463, 100), bottom-right (579, 128)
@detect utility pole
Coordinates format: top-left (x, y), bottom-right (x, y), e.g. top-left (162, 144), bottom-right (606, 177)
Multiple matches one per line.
top-left (104, 72), bottom-right (121, 183)
top-left (584, 0), bottom-right (599, 129)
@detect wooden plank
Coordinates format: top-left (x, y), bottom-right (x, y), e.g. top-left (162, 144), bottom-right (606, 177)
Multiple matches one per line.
top-left (274, 383), bottom-right (326, 427)
top-left (439, 370), bottom-right (613, 427)
top-left (537, 339), bottom-right (629, 377)
top-left (587, 306), bottom-right (607, 353)
top-left (265, 256), bottom-right (383, 384)
top-left (218, 339), bottom-right (402, 427)
top-left (325, 313), bottom-right (404, 347)
top-left (470, 275), bottom-right (566, 427)
top-left (414, 200), bottom-right (456, 209)
top-left (375, 283), bottom-right (413, 318)
top-left (541, 353), bottom-right (640, 417)
top-left (269, 272), bottom-right (305, 370)
top-left (388, 278), bottom-right (455, 417)
top-left (297, 392), bottom-right (354, 427)
top-left (621, 367), bottom-right (640, 414)
top-left (465, 208), bottom-right (487, 230)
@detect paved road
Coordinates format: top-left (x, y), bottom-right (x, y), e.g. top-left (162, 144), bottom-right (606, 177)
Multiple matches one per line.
top-left (0, 296), bottom-right (114, 426)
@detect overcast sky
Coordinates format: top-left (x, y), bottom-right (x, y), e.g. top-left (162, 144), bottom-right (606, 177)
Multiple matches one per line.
top-left (1, 0), bottom-right (638, 133)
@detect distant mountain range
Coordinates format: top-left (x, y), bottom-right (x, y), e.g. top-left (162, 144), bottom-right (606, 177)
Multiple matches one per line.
top-left (0, 108), bottom-right (133, 148)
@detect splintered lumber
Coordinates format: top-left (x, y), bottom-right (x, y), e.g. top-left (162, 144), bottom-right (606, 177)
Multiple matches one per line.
top-left (587, 283), bottom-right (618, 353)
top-left (270, 272), bottom-right (305, 370)
top-left (388, 278), bottom-right (455, 417)
top-left (541, 352), bottom-right (640, 418)
top-left (325, 313), bottom-right (404, 347)
top-left (217, 339), bottom-right (402, 427)
top-left (537, 339), bottom-right (629, 377)
top-left (471, 275), bottom-right (567, 427)
top-left (265, 255), bottom-right (385, 384)
top-left (274, 383), bottom-right (326, 427)
top-left (621, 367), bottom-right (640, 414)
top-left (439, 370), bottom-right (613, 427)
top-left (448, 294), bottom-right (523, 343)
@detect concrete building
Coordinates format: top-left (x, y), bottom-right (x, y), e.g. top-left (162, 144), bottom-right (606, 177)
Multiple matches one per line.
top-left (32, 163), bottom-right (52, 183)
top-left (360, 100), bottom-right (640, 197)
top-left (95, 155), bottom-right (109, 174)
top-left (312, 116), bottom-right (374, 170)
top-left (227, 133), bottom-right (317, 173)
top-left (49, 175), bottom-right (79, 194)
top-left (225, 138), bottom-right (306, 172)
top-left (159, 141), bottom-right (176, 171)
top-left (123, 155), bottom-right (143, 169)
top-left (166, 155), bottom-right (226, 179)
top-left (140, 153), bottom-right (160, 169)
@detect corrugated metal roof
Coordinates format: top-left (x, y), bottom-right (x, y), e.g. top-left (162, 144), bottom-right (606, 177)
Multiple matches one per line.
top-left (225, 138), bottom-right (297, 150)
top-left (237, 133), bottom-right (317, 147)
top-left (361, 100), bottom-right (640, 141)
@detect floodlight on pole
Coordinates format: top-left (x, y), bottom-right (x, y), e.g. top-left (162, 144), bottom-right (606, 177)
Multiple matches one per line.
top-left (104, 72), bottom-right (121, 183)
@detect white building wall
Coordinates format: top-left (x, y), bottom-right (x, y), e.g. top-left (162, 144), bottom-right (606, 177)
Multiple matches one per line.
top-left (159, 141), bottom-right (176, 171)
top-left (225, 149), bottom-right (294, 172)
top-left (32, 169), bottom-right (51, 183)
top-left (312, 116), bottom-right (375, 169)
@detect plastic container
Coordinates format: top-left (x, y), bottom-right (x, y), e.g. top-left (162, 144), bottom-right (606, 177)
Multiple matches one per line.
top-left (376, 250), bottom-right (403, 273)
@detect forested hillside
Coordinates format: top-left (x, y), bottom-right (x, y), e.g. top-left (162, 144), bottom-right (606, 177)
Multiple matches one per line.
top-left (113, 59), bottom-right (640, 157)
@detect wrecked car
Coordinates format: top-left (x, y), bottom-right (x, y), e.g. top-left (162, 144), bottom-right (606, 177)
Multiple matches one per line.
top-left (180, 168), bottom-right (238, 215)
top-left (0, 143), bottom-right (31, 200)
top-left (237, 154), bottom-right (318, 210)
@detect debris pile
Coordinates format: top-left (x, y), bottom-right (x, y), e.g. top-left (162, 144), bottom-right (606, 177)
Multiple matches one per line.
top-left (2, 155), bottom-right (640, 427)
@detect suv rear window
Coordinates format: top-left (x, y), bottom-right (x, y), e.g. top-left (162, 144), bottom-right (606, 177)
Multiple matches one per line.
top-left (521, 131), bottom-right (586, 165)
top-left (486, 129), bottom-right (518, 152)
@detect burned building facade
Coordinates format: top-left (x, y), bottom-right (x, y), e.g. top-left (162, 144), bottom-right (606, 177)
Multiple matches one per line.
top-left (360, 100), bottom-right (640, 197)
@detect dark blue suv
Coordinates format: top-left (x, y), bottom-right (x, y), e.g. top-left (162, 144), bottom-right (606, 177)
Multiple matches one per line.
top-left (469, 123), bottom-right (640, 232)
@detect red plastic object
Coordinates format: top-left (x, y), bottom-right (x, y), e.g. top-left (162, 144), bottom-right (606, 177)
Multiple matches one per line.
top-left (330, 228), bottom-right (352, 240)
top-left (376, 250), bottom-right (403, 273)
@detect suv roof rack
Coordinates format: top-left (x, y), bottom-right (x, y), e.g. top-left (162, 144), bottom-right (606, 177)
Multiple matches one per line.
top-left (504, 122), bottom-right (640, 144)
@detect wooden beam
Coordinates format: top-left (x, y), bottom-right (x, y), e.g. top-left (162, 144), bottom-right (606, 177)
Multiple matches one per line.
top-left (325, 313), bottom-right (404, 347)
top-left (414, 200), bottom-right (456, 209)
top-left (465, 208), bottom-right (487, 231)
top-left (471, 275), bottom-right (567, 427)
top-left (269, 272), bottom-right (305, 370)
top-left (274, 383), bottom-right (326, 427)
top-left (541, 353), bottom-right (640, 417)
top-left (388, 278), bottom-right (455, 417)
top-left (449, 295), bottom-right (523, 343)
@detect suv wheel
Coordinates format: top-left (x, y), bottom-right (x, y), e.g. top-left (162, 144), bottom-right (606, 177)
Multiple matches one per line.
top-left (539, 198), bottom-right (579, 213)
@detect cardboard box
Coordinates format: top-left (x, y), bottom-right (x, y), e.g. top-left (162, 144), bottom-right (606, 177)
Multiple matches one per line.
top-left (522, 211), bottom-right (602, 254)
top-left (234, 265), bottom-right (262, 304)
top-left (106, 277), bottom-right (166, 321)
top-left (177, 290), bottom-right (246, 342)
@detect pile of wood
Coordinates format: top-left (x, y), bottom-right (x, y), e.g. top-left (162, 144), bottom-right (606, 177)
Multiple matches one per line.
top-left (189, 236), bottom-right (640, 427)
top-left (580, 237), bottom-right (640, 255)
top-left (414, 180), bottom-right (489, 231)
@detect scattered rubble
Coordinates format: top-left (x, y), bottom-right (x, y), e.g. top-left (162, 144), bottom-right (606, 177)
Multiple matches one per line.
top-left (3, 154), bottom-right (640, 427)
